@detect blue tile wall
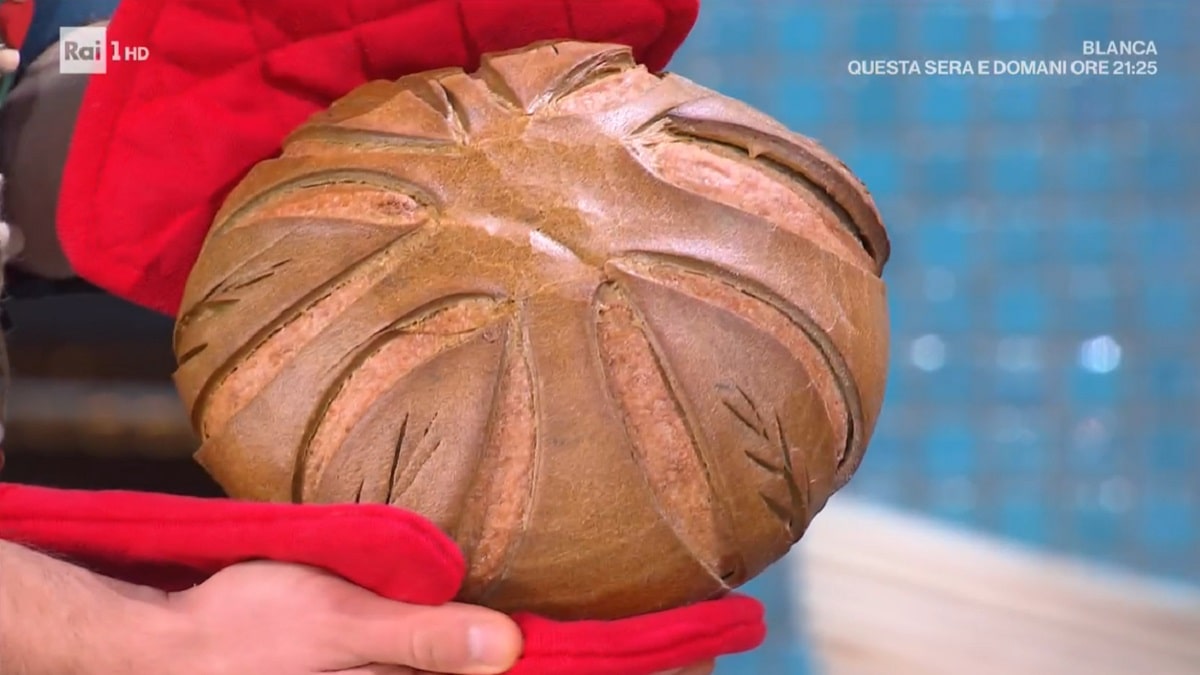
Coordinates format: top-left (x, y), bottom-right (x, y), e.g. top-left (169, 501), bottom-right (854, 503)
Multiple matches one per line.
top-left (670, 1), bottom-right (1198, 672)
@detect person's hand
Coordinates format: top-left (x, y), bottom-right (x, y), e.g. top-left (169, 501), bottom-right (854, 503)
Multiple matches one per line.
top-left (167, 560), bottom-right (716, 675)
top-left (164, 560), bottom-right (523, 675)
top-left (0, 48), bottom-right (18, 73)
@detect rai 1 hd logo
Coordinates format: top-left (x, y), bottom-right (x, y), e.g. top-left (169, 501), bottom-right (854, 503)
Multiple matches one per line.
top-left (58, 26), bottom-right (149, 74)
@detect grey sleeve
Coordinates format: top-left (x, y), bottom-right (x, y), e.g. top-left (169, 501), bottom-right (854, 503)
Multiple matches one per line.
top-left (0, 44), bottom-right (90, 280)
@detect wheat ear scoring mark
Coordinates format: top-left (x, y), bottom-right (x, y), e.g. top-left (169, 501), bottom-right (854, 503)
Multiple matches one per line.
top-left (725, 385), bottom-right (810, 543)
top-left (295, 296), bottom-right (505, 502)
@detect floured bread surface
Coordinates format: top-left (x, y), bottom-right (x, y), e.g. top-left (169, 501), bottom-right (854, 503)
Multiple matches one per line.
top-left (173, 40), bottom-right (891, 620)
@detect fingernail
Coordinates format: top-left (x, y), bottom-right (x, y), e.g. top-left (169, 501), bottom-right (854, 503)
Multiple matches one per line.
top-left (467, 623), bottom-right (517, 671)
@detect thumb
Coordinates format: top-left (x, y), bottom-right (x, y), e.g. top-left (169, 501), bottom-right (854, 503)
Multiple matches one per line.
top-left (347, 601), bottom-right (522, 675)
top-left (0, 48), bottom-right (19, 74)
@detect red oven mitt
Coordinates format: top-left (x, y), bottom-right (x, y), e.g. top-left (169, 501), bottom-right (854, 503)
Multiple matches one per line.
top-left (57, 0), bottom-right (699, 316)
top-left (0, 0), bottom-right (33, 50)
top-left (0, 0), bottom-right (33, 75)
top-left (0, 482), bottom-right (766, 674)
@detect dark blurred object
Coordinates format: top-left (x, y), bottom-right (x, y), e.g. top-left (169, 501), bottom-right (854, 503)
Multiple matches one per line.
top-left (1, 454), bottom-right (223, 495)
top-left (2, 290), bottom-right (218, 496)
top-left (6, 379), bottom-right (195, 458)
top-left (4, 286), bottom-right (176, 381)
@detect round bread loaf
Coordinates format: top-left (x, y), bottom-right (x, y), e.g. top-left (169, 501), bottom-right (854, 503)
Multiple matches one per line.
top-left (173, 40), bottom-right (891, 620)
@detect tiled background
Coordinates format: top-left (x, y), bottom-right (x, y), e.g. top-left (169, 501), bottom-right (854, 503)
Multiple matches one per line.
top-left (668, 1), bottom-right (1199, 672)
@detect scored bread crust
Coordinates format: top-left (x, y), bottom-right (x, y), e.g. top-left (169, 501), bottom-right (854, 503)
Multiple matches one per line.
top-left (172, 40), bottom-right (891, 620)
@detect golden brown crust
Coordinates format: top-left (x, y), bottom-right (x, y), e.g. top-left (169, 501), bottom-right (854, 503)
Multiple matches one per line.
top-left (173, 40), bottom-right (891, 620)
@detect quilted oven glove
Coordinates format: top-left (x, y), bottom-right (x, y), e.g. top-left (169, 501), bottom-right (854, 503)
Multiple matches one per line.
top-left (57, 0), bottom-right (702, 315)
top-left (0, 0), bottom-right (32, 74)
top-left (0, 0), bottom-right (767, 672)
